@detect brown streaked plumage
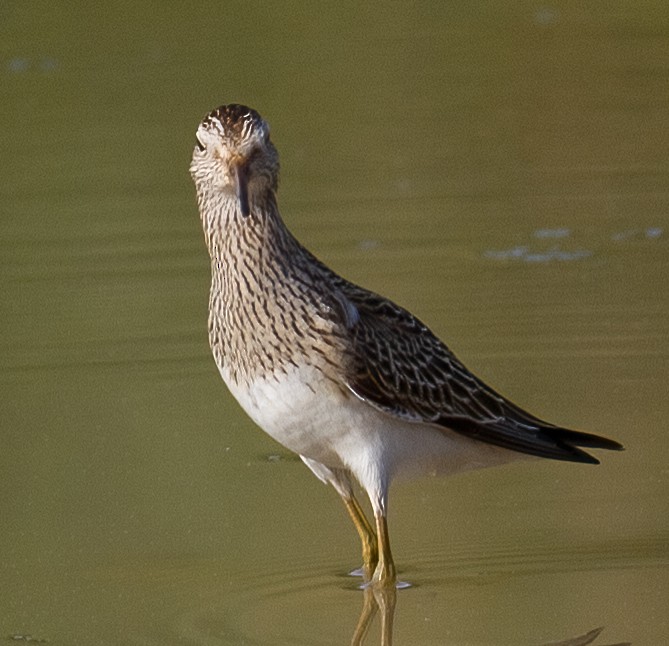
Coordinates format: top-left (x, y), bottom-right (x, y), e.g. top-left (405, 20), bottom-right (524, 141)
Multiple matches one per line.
top-left (189, 103), bottom-right (623, 588)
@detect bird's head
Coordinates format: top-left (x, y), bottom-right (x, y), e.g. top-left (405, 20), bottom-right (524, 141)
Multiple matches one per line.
top-left (190, 104), bottom-right (279, 218)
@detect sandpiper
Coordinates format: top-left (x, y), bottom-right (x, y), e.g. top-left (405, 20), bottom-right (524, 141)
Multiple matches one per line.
top-left (189, 103), bottom-right (623, 587)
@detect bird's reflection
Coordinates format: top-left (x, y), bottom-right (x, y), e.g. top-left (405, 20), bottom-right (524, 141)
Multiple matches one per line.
top-left (350, 585), bottom-right (396, 646)
top-left (538, 625), bottom-right (631, 646)
top-left (348, 587), bottom-right (629, 646)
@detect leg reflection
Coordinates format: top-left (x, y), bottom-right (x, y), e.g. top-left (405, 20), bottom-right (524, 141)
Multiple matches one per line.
top-left (350, 585), bottom-right (397, 646)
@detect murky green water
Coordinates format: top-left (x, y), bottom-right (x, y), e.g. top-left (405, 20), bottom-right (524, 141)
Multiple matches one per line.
top-left (1, 2), bottom-right (667, 645)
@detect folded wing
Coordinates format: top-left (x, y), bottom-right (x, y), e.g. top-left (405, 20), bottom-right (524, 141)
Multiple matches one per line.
top-left (330, 283), bottom-right (622, 464)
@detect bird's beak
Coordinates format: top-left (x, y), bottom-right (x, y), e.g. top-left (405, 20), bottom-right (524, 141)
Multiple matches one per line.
top-left (233, 161), bottom-right (250, 218)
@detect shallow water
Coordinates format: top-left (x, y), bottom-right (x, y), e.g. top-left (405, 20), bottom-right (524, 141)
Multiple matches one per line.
top-left (1, 2), bottom-right (667, 645)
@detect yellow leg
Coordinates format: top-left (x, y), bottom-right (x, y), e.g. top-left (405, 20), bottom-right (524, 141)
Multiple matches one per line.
top-left (342, 495), bottom-right (378, 578)
top-left (372, 513), bottom-right (396, 587)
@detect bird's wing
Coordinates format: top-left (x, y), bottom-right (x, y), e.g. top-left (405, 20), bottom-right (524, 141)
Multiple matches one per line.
top-left (322, 279), bottom-right (620, 463)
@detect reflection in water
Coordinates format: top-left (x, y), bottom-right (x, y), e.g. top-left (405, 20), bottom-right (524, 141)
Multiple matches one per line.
top-left (348, 588), bottom-right (630, 646)
top-left (539, 625), bottom-right (631, 646)
top-left (351, 585), bottom-right (396, 646)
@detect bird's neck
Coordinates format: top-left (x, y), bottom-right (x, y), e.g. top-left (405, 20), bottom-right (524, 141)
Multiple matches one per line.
top-left (198, 187), bottom-right (329, 382)
top-left (198, 188), bottom-right (291, 261)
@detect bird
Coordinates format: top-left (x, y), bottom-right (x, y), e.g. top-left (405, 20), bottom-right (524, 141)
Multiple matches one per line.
top-left (189, 103), bottom-right (623, 588)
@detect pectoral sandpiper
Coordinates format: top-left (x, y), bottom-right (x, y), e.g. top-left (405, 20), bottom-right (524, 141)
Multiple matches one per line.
top-left (189, 103), bottom-right (623, 587)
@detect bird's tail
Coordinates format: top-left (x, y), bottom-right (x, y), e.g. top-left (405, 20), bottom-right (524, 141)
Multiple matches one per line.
top-left (545, 427), bottom-right (624, 464)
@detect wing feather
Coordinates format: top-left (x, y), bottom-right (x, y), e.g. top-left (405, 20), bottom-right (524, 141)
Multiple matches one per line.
top-left (321, 276), bottom-right (622, 463)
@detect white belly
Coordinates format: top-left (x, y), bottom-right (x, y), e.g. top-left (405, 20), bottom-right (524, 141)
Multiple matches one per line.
top-left (222, 363), bottom-right (354, 466)
top-left (219, 363), bottom-right (525, 493)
